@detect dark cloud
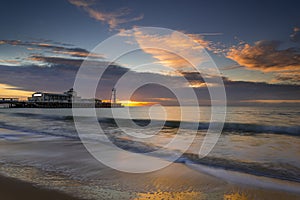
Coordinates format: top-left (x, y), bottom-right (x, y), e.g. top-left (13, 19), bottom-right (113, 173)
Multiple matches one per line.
top-left (0, 64), bottom-right (77, 93)
top-left (0, 39), bottom-right (105, 59)
top-left (0, 46), bottom-right (300, 105)
top-left (182, 74), bottom-right (300, 105)
top-left (223, 80), bottom-right (300, 105)
top-left (181, 71), bottom-right (229, 83)
top-left (183, 73), bottom-right (300, 105)
top-left (275, 73), bottom-right (300, 83)
top-left (220, 65), bottom-right (244, 71)
top-left (31, 38), bottom-right (75, 47)
top-left (29, 56), bottom-right (85, 67)
top-left (0, 55), bottom-right (299, 105)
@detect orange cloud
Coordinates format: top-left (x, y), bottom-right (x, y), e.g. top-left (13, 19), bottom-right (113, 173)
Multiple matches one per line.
top-left (51, 50), bottom-right (104, 59)
top-left (188, 82), bottom-right (219, 88)
top-left (132, 29), bottom-right (210, 71)
top-left (68, 0), bottom-right (94, 7)
top-left (0, 83), bottom-right (33, 99)
top-left (117, 29), bottom-right (224, 88)
top-left (0, 59), bottom-right (20, 65)
top-left (226, 40), bottom-right (300, 83)
top-left (85, 7), bottom-right (143, 29)
top-left (68, 0), bottom-right (143, 29)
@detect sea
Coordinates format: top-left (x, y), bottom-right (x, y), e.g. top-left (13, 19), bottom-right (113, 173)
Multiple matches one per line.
top-left (0, 106), bottom-right (299, 199)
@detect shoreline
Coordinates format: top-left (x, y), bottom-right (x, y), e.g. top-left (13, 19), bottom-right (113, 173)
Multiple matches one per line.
top-left (1, 162), bottom-right (300, 200)
top-left (0, 107), bottom-right (299, 200)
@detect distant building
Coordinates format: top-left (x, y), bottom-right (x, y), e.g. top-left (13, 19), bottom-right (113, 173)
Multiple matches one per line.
top-left (28, 88), bottom-right (77, 103)
top-left (26, 88), bottom-right (121, 108)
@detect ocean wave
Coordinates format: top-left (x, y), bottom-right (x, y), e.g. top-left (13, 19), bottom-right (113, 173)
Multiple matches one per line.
top-left (178, 153), bottom-right (300, 183)
top-left (208, 122), bottom-right (299, 136)
top-left (99, 118), bottom-right (300, 136)
top-left (0, 121), bottom-right (79, 140)
top-left (2, 111), bottom-right (300, 136)
top-left (1, 119), bottom-right (300, 188)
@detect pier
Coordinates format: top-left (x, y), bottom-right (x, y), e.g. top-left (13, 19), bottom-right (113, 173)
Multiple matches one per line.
top-left (0, 89), bottom-right (123, 108)
top-left (0, 98), bottom-right (23, 108)
top-left (0, 99), bottom-right (123, 108)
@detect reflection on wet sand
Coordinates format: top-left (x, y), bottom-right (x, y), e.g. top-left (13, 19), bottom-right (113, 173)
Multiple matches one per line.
top-left (134, 190), bottom-right (202, 200)
top-left (224, 191), bottom-right (248, 200)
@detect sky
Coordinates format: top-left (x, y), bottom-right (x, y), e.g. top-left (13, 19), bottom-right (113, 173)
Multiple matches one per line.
top-left (0, 0), bottom-right (300, 105)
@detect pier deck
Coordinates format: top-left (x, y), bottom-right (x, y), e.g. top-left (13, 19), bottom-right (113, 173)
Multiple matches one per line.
top-left (0, 99), bottom-right (123, 108)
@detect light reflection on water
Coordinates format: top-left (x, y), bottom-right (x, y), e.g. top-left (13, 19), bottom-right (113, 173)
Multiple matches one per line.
top-left (0, 106), bottom-right (299, 199)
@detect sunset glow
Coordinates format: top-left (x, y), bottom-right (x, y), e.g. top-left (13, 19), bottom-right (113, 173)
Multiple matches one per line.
top-left (0, 1), bottom-right (299, 199)
top-left (0, 0), bottom-right (299, 105)
top-left (0, 84), bottom-right (33, 100)
top-left (118, 100), bottom-right (155, 107)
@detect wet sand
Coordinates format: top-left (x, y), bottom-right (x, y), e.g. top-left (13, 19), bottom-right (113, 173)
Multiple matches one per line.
top-left (0, 130), bottom-right (299, 199)
top-left (0, 175), bottom-right (81, 200)
top-left (1, 162), bottom-right (300, 200)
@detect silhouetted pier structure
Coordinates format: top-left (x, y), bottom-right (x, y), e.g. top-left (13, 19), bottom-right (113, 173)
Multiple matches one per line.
top-left (0, 99), bottom-right (123, 108)
top-left (0, 98), bottom-right (21, 108)
top-left (0, 88), bottom-right (123, 108)
top-left (0, 98), bottom-right (19, 103)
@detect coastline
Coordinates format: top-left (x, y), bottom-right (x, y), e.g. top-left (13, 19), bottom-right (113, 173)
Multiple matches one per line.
top-left (0, 107), bottom-right (299, 200)
top-left (1, 162), bottom-right (300, 200)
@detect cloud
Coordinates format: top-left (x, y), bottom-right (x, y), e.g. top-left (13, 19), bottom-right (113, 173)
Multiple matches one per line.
top-left (68, 0), bottom-right (143, 29)
top-left (274, 72), bottom-right (300, 83)
top-left (51, 50), bottom-right (104, 59)
top-left (226, 40), bottom-right (300, 83)
top-left (0, 39), bottom-right (105, 59)
top-left (186, 33), bottom-right (225, 54)
top-left (241, 99), bottom-right (300, 104)
top-left (0, 59), bottom-right (21, 65)
top-left (0, 59), bottom-right (299, 105)
top-left (1, 35), bottom-right (299, 105)
top-left (220, 65), bottom-right (244, 71)
top-left (290, 27), bottom-right (300, 42)
top-left (27, 55), bottom-right (119, 70)
top-left (0, 60), bottom-right (128, 97)
top-left (129, 78), bottom-right (300, 106)
top-left (28, 56), bottom-right (85, 67)
top-left (68, 0), bottom-right (94, 7)
top-left (217, 79), bottom-right (300, 106)
top-left (196, 33), bottom-right (223, 36)
top-left (180, 71), bottom-right (228, 88)
top-left (86, 7), bottom-right (144, 29)
top-left (0, 64), bottom-right (78, 93)
top-left (132, 29), bottom-right (211, 71)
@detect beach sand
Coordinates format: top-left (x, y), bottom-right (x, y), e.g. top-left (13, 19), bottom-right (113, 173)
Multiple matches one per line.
top-left (1, 162), bottom-right (300, 200)
top-left (0, 174), bottom-right (81, 200)
top-left (0, 129), bottom-right (299, 199)
top-left (0, 138), bottom-right (300, 200)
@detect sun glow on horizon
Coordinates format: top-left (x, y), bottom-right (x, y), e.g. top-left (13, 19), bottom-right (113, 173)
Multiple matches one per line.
top-left (101, 99), bottom-right (155, 106)
top-left (0, 83), bottom-right (33, 100)
top-left (118, 100), bottom-right (155, 107)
